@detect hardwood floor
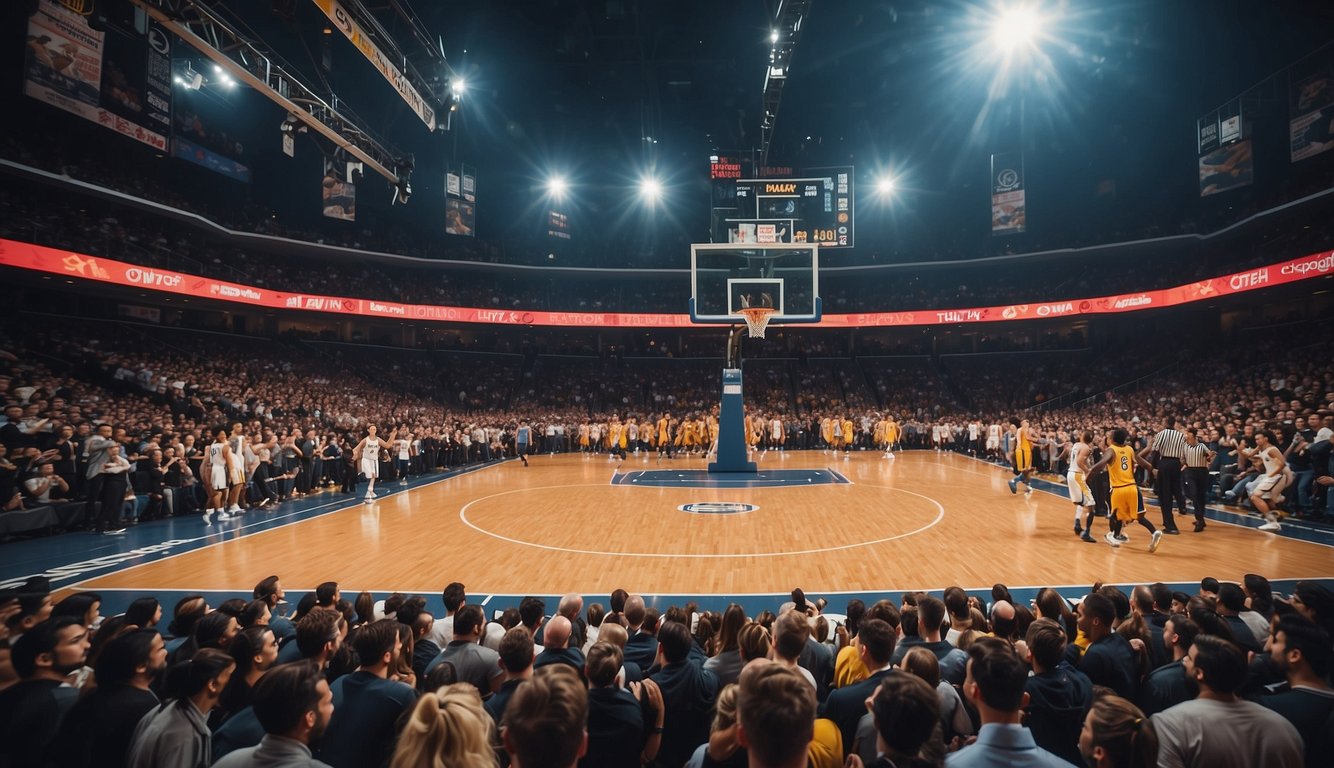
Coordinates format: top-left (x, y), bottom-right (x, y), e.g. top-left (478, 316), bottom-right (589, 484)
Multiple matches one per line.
top-left (78, 451), bottom-right (1333, 598)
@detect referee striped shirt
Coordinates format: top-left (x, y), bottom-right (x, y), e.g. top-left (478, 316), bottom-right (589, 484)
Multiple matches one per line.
top-left (1184, 443), bottom-right (1211, 468)
top-left (1152, 428), bottom-right (1187, 460)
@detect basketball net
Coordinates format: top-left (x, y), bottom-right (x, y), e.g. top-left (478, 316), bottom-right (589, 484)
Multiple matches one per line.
top-left (738, 307), bottom-right (776, 339)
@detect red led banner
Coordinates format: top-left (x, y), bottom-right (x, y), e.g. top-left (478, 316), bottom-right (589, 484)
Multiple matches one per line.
top-left (1, 238), bottom-right (1330, 328)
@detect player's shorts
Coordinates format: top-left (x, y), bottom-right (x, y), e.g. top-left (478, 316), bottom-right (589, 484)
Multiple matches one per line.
top-left (1015, 444), bottom-right (1033, 472)
top-left (986, 437), bottom-right (1000, 450)
top-left (210, 465), bottom-right (228, 491)
top-left (360, 457), bottom-right (379, 479)
top-left (1067, 471), bottom-right (1094, 506)
top-left (1110, 484), bottom-right (1144, 522)
top-left (1251, 474), bottom-right (1281, 499)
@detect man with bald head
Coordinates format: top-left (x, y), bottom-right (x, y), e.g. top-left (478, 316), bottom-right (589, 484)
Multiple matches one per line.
top-left (622, 595), bottom-right (658, 670)
top-left (534, 615), bottom-right (586, 674)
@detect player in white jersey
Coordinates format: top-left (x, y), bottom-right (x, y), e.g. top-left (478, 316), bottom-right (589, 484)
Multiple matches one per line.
top-left (204, 426), bottom-right (234, 524)
top-left (967, 422), bottom-right (981, 456)
top-left (986, 423), bottom-right (1002, 458)
top-left (1065, 430), bottom-right (1097, 542)
top-left (770, 416), bottom-right (785, 452)
top-left (1247, 430), bottom-right (1288, 532)
top-left (354, 424), bottom-right (396, 501)
top-left (395, 434), bottom-right (412, 485)
top-left (224, 422), bottom-right (248, 515)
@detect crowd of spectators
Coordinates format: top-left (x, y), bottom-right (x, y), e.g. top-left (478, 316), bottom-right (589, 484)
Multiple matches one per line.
top-left (1, 566), bottom-right (1331, 767)
top-left (3, 155), bottom-right (1332, 317)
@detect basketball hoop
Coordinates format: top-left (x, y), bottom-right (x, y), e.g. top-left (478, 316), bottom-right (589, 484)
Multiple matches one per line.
top-left (738, 307), bottom-right (777, 339)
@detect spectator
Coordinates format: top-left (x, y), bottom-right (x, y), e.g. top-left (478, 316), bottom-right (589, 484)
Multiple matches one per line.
top-left (1256, 615), bottom-right (1334, 768)
top-left (650, 620), bottom-right (720, 768)
top-left (53, 628), bottom-right (167, 768)
top-left (583, 642), bottom-right (662, 768)
top-left (849, 671), bottom-right (945, 768)
top-left (1137, 614), bottom-right (1199, 717)
top-left (425, 604), bottom-right (504, 696)
top-left (319, 619), bottom-right (419, 768)
top-left (391, 683), bottom-right (495, 768)
top-left (502, 665), bottom-right (587, 768)
top-left (534, 615), bottom-right (585, 674)
top-left (1076, 593), bottom-right (1139, 700)
top-left (820, 618), bottom-right (897, 755)
top-left (946, 637), bottom-right (1069, 767)
top-left (127, 647), bottom-right (235, 768)
top-left (212, 661), bottom-right (335, 768)
top-left (1151, 635), bottom-right (1302, 768)
top-left (0, 616), bottom-right (88, 767)
top-left (486, 626), bottom-right (536, 727)
top-left (623, 595), bottom-right (659, 670)
top-left (1076, 694), bottom-right (1158, 768)
top-left (1020, 618), bottom-right (1091, 766)
top-left (736, 661), bottom-right (817, 768)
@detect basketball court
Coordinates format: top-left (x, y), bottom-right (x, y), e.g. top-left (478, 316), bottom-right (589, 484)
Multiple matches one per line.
top-left (9, 450), bottom-right (1329, 617)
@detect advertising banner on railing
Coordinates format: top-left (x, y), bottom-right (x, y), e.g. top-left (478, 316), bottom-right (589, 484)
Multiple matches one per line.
top-left (23, 0), bottom-right (170, 151)
top-left (1, 239), bottom-right (1330, 329)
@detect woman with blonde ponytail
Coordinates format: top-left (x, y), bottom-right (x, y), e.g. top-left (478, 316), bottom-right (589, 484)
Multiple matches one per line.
top-left (390, 683), bottom-right (495, 768)
top-left (1077, 694), bottom-right (1158, 768)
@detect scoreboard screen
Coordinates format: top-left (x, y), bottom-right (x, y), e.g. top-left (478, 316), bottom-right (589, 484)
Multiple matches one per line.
top-left (710, 159), bottom-right (854, 249)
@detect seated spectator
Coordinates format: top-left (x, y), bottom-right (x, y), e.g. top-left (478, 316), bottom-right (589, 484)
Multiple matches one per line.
top-left (623, 595), bottom-right (659, 671)
top-left (820, 617), bottom-right (897, 755)
top-left (895, 646), bottom-right (974, 748)
top-left (127, 647), bottom-right (235, 768)
top-left (391, 683), bottom-right (495, 768)
top-left (736, 661), bottom-right (818, 768)
top-left (52, 628), bottom-right (167, 768)
top-left (426, 604), bottom-right (504, 696)
top-left (534, 615), bottom-right (585, 674)
top-left (946, 637), bottom-right (1069, 767)
top-left (212, 661), bottom-right (334, 768)
top-left (1020, 618), bottom-right (1091, 766)
top-left (583, 642), bottom-right (662, 768)
top-left (1137, 614), bottom-right (1199, 716)
top-left (0, 616), bottom-right (88, 767)
top-left (651, 620), bottom-right (720, 768)
top-left (319, 620), bottom-right (419, 768)
top-left (486, 626), bottom-right (535, 727)
top-left (703, 604), bottom-right (747, 686)
top-left (1151, 635), bottom-right (1303, 768)
top-left (849, 671), bottom-right (945, 768)
top-left (1257, 615), bottom-right (1334, 768)
top-left (216, 626), bottom-right (279, 725)
top-left (1076, 694), bottom-right (1158, 768)
top-left (1077, 593), bottom-right (1139, 701)
top-left (502, 665), bottom-right (587, 768)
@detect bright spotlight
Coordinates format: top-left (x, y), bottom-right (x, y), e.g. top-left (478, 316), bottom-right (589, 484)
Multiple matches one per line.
top-left (770, 29), bottom-right (780, 44)
top-left (639, 177), bottom-right (662, 202)
top-left (451, 78), bottom-right (466, 96)
top-left (547, 175), bottom-right (568, 198)
top-left (876, 176), bottom-right (897, 196)
top-left (992, 5), bottom-right (1042, 52)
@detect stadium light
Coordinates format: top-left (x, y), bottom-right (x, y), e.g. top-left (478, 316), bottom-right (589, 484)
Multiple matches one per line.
top-left (770, 29), bottom-right (780, 44)
top-left (639, 176), bottom-right (662, 203)
top-left (875, 175), bottom-right (897, 197)
top-left (992, 5), bottom-right (1043, 54)
top-left (547, 175), bottom-right (568, 199)
top-left (451, 77), bottom-right (466, 97)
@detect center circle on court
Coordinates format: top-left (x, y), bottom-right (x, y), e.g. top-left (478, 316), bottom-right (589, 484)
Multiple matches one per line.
top-left (458, 482), bottom-right (945, 558)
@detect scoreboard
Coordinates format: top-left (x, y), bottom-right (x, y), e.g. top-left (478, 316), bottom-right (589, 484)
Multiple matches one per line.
top-left (710, 156), bottom-right (854, 249)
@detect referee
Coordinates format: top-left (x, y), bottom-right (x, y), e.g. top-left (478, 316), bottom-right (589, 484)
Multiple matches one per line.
top-left (1183, 428), bottom-right (1215, 532)
top-left (1142, 416), bottom-right (1187, 534)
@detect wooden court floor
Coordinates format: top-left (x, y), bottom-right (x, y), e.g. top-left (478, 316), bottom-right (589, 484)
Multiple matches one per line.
top-left (79, 451), bottom-right (1333, 598)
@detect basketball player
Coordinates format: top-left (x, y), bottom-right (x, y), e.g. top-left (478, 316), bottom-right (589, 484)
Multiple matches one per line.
top-left (225, 423), bottom-right (249, 515)
top-left (770, 414), bottom-right (785, 452)
top-left (657, 411), bottom-right (673, 460)
top-left (515, 420), bottom-right (531, 466)
top-left (204, 427), bottom-right (233, 524)
top-left (967, 421), bottom-right (981, 456)
top-left (1248, 431), bottom-right (1287, 532)
top-left (625, 418), bottom-right (638, 456)
top-left (353, 424), bottom-right (396, 501)
top-left (883, 415), bottom-right (900, 459)
top-left (1066, 431), bottom-right (1098, 542)
top-left (394, 432), bottom-right (412, 484)
top-left (1008, 419), bottom-right (1040, 497)
top-left (841, 414), bottom-right (855, 459)
top-left (986, 421), bottom-right (1002, 460)
top-left (1089, 428), bottom-right (1163, 553)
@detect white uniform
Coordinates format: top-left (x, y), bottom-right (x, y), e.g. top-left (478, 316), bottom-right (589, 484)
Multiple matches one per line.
top-left (986, 424), bottom-right (1001, 450)
top-left (1252, 448), bottom-right (1285, 498)
top-left (1066, 442), bottom-right (1094, 506)
top-left (227, 434), bottom-right (246, 484)
top-left (208, 442), bottom-right (228, 490)
top-left (360, 436), bottom-right (382, 479)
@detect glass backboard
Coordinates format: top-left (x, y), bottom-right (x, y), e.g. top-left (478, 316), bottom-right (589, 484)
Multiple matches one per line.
top-left (689, 243), bottom-right (820, 324)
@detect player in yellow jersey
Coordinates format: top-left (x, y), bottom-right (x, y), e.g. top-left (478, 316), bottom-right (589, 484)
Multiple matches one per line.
top-left (883, 416), bottom-right (900, 459)
top-left (821, 417), bottom-right (835, 452)
top-left (1008, 419), bottom-right (1040, 497)
top-left (841, 415), bottom-right (855, 458)
top-left (1090, 428), bottom-right (1163, 553)
top-left (656, 412), bottom-right (673, 459)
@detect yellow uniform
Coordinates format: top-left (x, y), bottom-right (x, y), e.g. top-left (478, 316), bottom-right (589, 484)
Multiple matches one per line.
top-left (841, 419), bottom-right (855, 448)
top-left (1108, 444), bottom-right (1143, 522)
top-left (1015, 427), bottom-right (1034, 471)
top-left (656, 417), bottom-right (669, 446)
top-left (821, 418), bottom-right (835, 447)
top-left (885, 420), bottom-right (899, 446)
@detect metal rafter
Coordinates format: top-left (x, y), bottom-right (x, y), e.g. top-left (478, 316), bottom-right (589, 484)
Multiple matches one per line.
top-left (760, 0), bottom-right (812, 166)
top-left (127, 0), bottom-right (410, 186)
